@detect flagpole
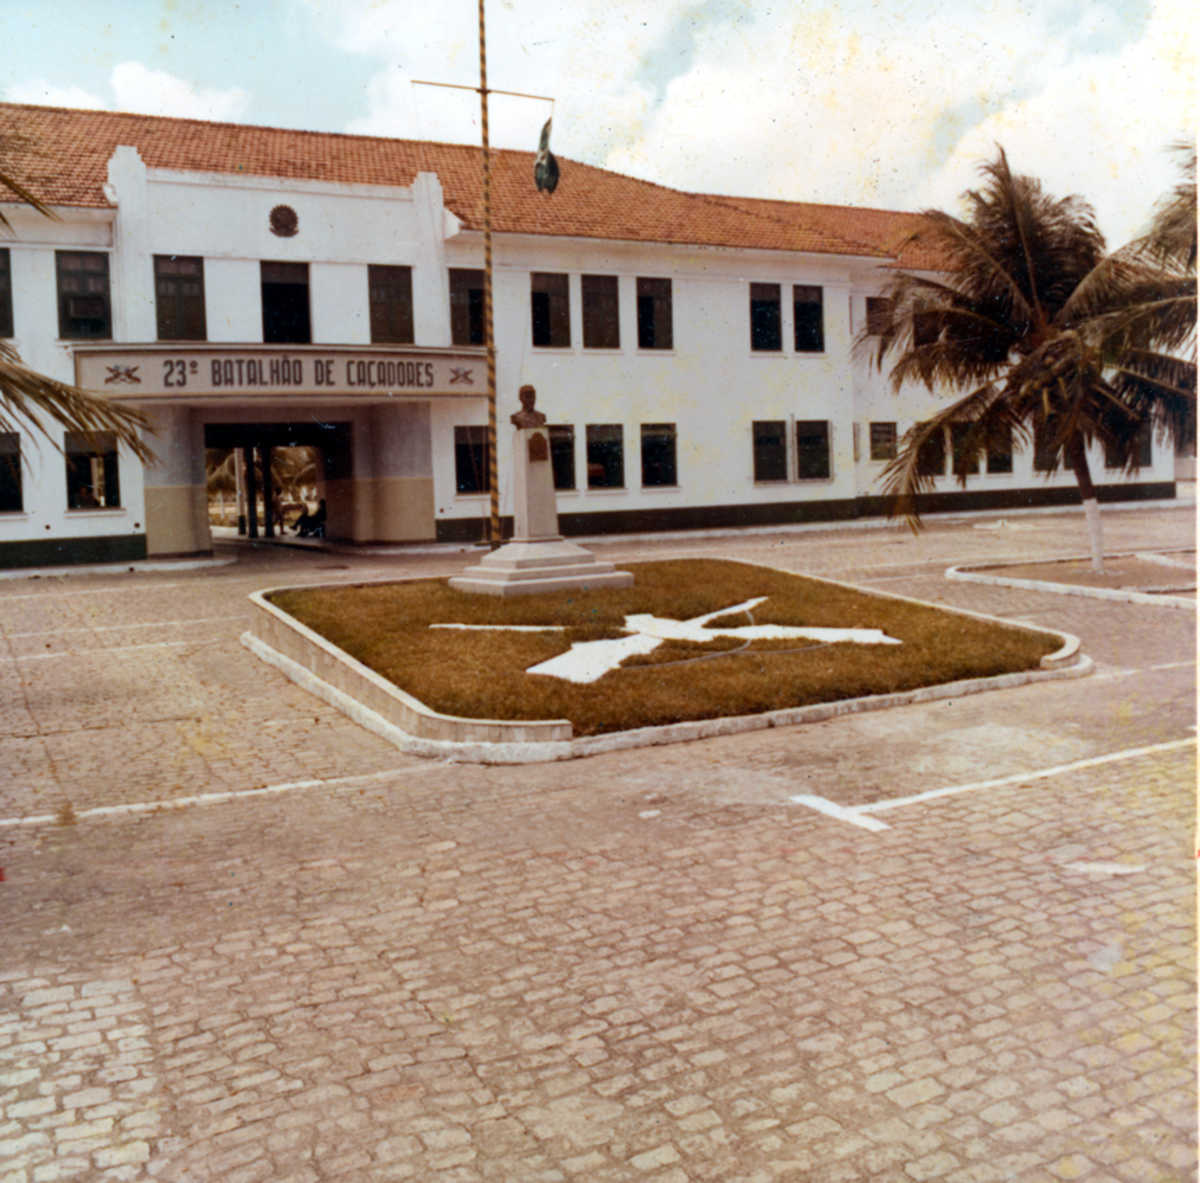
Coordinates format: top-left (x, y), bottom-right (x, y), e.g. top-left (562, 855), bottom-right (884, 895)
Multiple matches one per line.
top-left (477, 0), bottom-right (500, 547)
top-left (414, 10), bottom-right (553, 548)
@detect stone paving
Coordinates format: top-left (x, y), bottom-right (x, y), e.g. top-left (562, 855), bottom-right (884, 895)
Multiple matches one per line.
top-left (0, 504), bottom-right (1195, 1181)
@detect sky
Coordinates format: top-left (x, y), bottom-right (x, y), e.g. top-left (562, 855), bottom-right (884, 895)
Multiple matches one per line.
top-left (1, 0), bottom-right (1194, 248)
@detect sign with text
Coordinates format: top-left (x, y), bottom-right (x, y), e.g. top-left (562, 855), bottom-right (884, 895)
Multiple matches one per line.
top-left (74, 346), bottom-right (485, 399)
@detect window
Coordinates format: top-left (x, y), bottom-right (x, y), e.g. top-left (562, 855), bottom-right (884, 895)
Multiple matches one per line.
top-left (793, 285), bottom-right (824, 352)
top-left (951, 423), bottom-right (980, 475)
top-left (750, 283), bottom-right (782, 351)
top-left (0, 249), bottom-right (12, 338)
top-left (1105, 420), bottom-right (1153, 469)
top-left (531, 272), bottom-right (570, 347)
top-left (1033, 420), bottom-right (1058, 472)
top-left (916, 426), bottom-right (946, 477)
top-left (637, 277), bottom-right (673, 350)
top-left (865, 296), bottom-right (892, 336)
top-left (753, 420), bottom-right (788, 481)
top-left (913, 303), bottom-right (940, 347)
top-left (154, 255), bottom-right (206, 341)
top-left (987, 425), bottom-right (1013, 473)
top-left (586, 424), bottom-right (624, 488)
top-left (368, 265), bottom-right (414, 344)
top-left (549, 425), bottom-right (576, 490)
top-left (641, 423), bottom-right (677, 487)
top-left (0, 433), bottom-right (21, 511)
top-left (795, 420), bottom-right (831, 479)
top-left (869, 422), bottom-right (897, 461)
top-left (449, 269), bottom-right (485, 346)
top-left (454, 426), bottom-right (490, 493)
top-left (261, 261), bottom-right (310, 344)
top-left (582, 275), bottom-right (619, 349)
top-left (65, 431), bottom-right (120, 508)
top-left (57, 252), bottom-right (111, 339)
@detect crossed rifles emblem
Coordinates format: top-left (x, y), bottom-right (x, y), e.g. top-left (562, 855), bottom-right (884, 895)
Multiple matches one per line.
top-left (432, 597), bottom-right (901, 685)
top-left (104, 364), bottom-right (141, 384)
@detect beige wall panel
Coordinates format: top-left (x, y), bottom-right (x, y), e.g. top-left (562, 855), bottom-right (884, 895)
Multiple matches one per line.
top-left (145, 485), bottom-right (211, 555)
top-left (340, 476), bottom-right (435, 542)
top-left (373, 476), bottom-right (435, 542)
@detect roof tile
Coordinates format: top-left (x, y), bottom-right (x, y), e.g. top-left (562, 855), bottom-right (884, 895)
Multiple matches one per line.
top-left (0, 102), bottom-right (932, 262)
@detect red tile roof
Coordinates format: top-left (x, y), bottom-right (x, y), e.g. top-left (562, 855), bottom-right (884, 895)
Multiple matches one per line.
top-left (0, 102), bottom-right (935, 263)
top-left (708, 196), bottom-right (949, 270)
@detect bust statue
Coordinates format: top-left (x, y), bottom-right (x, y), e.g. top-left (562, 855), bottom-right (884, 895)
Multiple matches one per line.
top-left (510, 384), bottom-right (547, 428)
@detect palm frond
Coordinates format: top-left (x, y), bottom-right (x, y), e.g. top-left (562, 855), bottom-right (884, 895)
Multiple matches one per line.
top-left (0, 341), bottom-right (153, 462)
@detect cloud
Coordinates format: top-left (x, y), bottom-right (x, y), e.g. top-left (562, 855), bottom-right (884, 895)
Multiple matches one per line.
top-left (109, 63), bottom-right (250, 122)
top-left (5, 81), bottom-right (106, 110)
top-left (911, 0), bottom-right (1196, 245)
top-left (6, 64), bottom-right (250, 124)
top-left (589, 0), bottom-right (1192, 245)
top-left (314, 0), bottom-right (684, 157)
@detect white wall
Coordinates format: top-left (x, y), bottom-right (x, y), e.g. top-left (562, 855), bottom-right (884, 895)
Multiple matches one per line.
top-left (0, 149), bottom-right (1177, 562)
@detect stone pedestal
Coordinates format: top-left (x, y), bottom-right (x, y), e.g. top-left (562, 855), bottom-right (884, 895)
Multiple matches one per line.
top-left (450, 404), bottom-right (633, 597)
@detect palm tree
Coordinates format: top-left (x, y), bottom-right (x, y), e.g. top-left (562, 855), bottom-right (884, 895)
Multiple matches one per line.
top-left (861, 147), bottom-right (1196, 572)
top-left (1, 156), bottom-right (153, 461)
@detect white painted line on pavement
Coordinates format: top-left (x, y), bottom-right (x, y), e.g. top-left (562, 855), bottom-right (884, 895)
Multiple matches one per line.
top-left (0, 766), bottom-right (445, 828)
top-left (791, 737), bottom-right (1196, 830)
top-left (5, 615), bottom-right (245, 638)
top-left (862, 738), bottom-right (1195, 814)
top-left (1064, 861), bottom-right (1146, 875)
top-left (0, 640), bottom-right (210, 663)
top-left (789, 794), bottom-right (892, 831)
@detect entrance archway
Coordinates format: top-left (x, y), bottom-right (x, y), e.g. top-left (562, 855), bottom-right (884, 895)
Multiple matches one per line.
top-left (203, 421), bottom-right (351, 541)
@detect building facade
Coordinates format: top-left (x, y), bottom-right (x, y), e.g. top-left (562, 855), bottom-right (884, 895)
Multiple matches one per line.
top-left (0, 103), bottom-right (1176, 568)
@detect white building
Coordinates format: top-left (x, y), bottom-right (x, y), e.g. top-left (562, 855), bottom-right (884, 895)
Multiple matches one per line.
top-left (0, 102), bottom-right (1177, 568)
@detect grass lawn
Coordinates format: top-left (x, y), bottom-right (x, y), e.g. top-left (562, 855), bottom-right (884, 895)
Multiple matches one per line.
top-left (269, 559), bottom-right (1061, 736)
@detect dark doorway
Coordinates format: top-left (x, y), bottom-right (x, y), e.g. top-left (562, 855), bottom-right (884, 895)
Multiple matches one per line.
top-left (204, 421), bottom-right (350, 540)
top-left (261, 262), bottom-right (311, 344)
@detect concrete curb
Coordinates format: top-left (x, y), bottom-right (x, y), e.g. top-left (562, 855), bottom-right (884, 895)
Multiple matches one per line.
top-left (243, 562), bottom-right (1091, 765)
top-left (245, 588), bottom-right (573, 745)
top-left (946, 551), bottom-right (1196, 609)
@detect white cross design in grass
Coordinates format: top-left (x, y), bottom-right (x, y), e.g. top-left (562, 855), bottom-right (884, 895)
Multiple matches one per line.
top-left (431, 596), bottom-right (901, 685)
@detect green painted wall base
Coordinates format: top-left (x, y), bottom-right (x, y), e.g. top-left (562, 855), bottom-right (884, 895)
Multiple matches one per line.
top-left (0, 534), bottom-right (149, 570)
top-left (435, 482), bottom-right (1177, 542)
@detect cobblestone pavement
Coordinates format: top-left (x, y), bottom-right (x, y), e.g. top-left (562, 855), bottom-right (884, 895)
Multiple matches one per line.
top-left (1, 505), bottom-right (1195, 1181)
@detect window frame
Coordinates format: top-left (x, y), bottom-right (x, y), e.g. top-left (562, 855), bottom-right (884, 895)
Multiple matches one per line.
top-left (586, 423), bottom-right (624, 489)
top-left (1104, 420), bottom-right (1153, 470)
top-left (636, 277), bottom-right (673, 350)
top-left (640, 422), bottom-right (677, 487)
top-left (752, 420), bottom-right (788, 482)
top-left (0, 432), bottom-right (22, 512)
top-left (794, 419), bottom-right (831, 480)
top-left (792, 284), bottom-right (824, 353)
top-left (916, 425), bottom-right (947, 478)
top-left (260, 260), bottom-right (311, 344)
top-left (986, 425), bottom-right (1014, 474)
top-left (865, 296), bottom-right (892, 336)
top-left (64, 430), bottom-right (120, 509)
top-left (0, 248), bottom-right (12, 338)
top-left (56, 250), bottom-right (112, 340)
top-left (368, 264), bottom-right (415, 345)
top-left (869, 421), bottom-right (897, 462)
top-left (453, 425), bottom-right (491, 494)
top-left (449, 268), bottom-right (485, 346)
top-left (950, 423), bottom-right (980, 476)
top-left (581, 275), bottom-right (620, 349)
top-left (531, 271), bottom-right (570, 348)
top-left (154, 254), bottom-right (206, 342)
top-left (549, 425), bottom-right (576, 490)
top-left (750, 283), bottom-right (782, 352)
